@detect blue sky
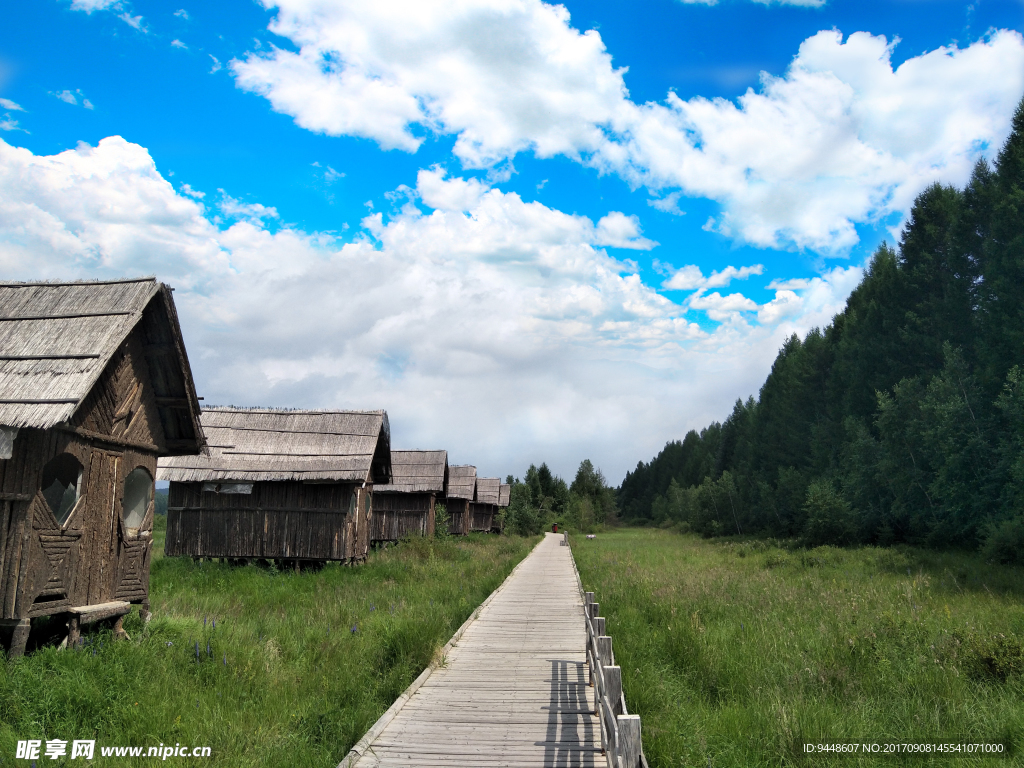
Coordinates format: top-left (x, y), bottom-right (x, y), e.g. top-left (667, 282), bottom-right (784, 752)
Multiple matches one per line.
top-left (1, 0), bottom-right (1022, 483)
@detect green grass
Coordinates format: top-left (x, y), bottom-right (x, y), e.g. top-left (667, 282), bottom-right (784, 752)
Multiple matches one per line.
top-left (572, 529), bottom-right (1024, 767)
top-left (0, 517), bottom-right (538, 766)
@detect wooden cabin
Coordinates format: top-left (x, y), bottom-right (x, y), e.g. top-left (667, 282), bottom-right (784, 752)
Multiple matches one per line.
top-left (445, 465), bottom-right (476, 536)
top-left (0, 278), bottom-right (205, 657)
top-left (158, 408), bottom-right (391, 566)
top-left (371, 450), bottom-right (448, 544)
top-left (496, 482), bottom-right (510, 533)
top-left (469, 477), bottom-right (500, 533)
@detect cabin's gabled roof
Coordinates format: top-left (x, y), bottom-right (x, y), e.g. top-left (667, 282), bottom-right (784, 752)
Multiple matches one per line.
top-left (0, 278), bottom-right (204, 454)
top-left (476, 477), bottom-right (500, 505)
top-left (498, 483), bottom-right (510, 507)
top-left (158, 407), bottom-right (391, 484)
top-left (376, 450), bottom-right (448, 494)
top-left (447, 464), bottom-right (477, 500)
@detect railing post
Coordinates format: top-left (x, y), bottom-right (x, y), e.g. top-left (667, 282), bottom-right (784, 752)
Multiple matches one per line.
top-left (605, 666), bottom-right (623, 718)
top-left (589, 602), bottom-right (600, 620)
top-left (594, 616), bottom-right (606, 636)
top-left (597, 635), bottom-right (613, 667)
top-left (585, 592), bottom-right (594, 607)
top-left (617, 715), bottom-right (642, 768)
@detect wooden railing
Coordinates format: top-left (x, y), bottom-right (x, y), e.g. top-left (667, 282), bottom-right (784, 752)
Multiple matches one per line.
top-left (564, 530), bottom-right (648, 768)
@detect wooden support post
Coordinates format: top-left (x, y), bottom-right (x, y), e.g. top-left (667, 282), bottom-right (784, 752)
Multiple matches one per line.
top-left (605, 665), bottom-right (623, 718)
top-left (584, 592), bottom-right (594, 606)
top-left (597, 635), bottom-right (613, 666)
top-left (140, 600), bottom-right (152, 625)
top-left (589, 602), bottom-right (600, 620)
top-left (617, 714), bottom-right (642, 768)
top-left (8, 618), bottom-right (30, 658)
top-left (113, 615), bottom-right (129, 641)
top-left (594, 617), bottom-right (606, 636)
top-left (67, 615), bottom-right (81, 649)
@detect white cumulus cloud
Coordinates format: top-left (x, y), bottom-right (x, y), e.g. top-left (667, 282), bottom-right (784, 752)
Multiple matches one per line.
top-left (662, 262), bottom-right (764, 291)
top-left (230, 0), bottom-right (1024, 254)
top-left (625, 29), bottom-right (1024, 251)
top-left (231, 0), bottom-right (631, 166)
top-left (70, 0), bottom-right (120, 10)
top-left (0, 135), bottom-right (862, 479)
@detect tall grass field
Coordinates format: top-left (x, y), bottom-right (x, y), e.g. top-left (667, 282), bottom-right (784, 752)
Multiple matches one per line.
top-left (0, 517), bottom-right (537, 766)
top-left (572, 529), bottom-right (1024, 767)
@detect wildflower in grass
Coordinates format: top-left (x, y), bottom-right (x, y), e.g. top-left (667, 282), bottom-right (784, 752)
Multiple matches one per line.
top-left (204, 616), bottom-right (207, 628)
top-left (207, 641), bottom-right (211, 657)
top-left (223, 654), bottom-right (226, 666)
top-left (166, 641), bottom-right (173, 647)
top-left (351, 625), bottom-right (357, 634)
top-left (195, 641), bottom-right (200, 661)
top-left (213, 618), bottom-right (216, 629)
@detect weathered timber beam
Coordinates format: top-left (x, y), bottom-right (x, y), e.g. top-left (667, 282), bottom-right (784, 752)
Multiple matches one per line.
top-left (155, 397), bottom-right (190, 408)
top-left (0, 354), bottom-right (101, 360)
top-left (0, 311), bottom-right (133, 321)
top-left (56, 425), bottom-right (160, 453)
top-left (0, 398), bottom-right (79, 404)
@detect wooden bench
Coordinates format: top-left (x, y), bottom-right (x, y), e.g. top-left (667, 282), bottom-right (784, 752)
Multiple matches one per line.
top-left (66, 601), bottom-right (133, 648)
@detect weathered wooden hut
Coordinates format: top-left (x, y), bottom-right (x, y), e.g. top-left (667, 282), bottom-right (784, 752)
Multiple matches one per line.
top-left (158, 408), bottom-right (391, 566)
top-left (469, 477), bottom-right (501, 532)
top-left (445, 465), bottom-right (476, 536)
top-left (495, 482), bottom-right (510, 533)
top-left (0, 278), bottom-right (205, 657)
top-left (371, 450), bottom-right (448, 544)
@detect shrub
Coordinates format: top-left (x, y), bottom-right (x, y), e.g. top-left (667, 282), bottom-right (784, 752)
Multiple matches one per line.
top-left (803, 479), bottom-right (859, 546)
top-left (981, 515), bottom-right (1024, 565)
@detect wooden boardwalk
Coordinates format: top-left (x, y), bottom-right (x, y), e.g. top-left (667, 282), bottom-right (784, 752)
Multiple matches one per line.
top-left (348, 532), bottom-right (605, 767)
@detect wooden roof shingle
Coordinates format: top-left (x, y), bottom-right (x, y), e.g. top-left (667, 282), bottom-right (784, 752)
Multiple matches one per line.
top-left (0, 278), bottom-right (204, 454)
top-left (376, 450), bottom-right (448, 494)
top-left (157, 407), bottom-right (391, 483)
top-left (498, 483), bottom-right (510, 507)
top-left (447, 464), bottom-right (477, 500)
top-left (476, 477), bottom-right (500, 505)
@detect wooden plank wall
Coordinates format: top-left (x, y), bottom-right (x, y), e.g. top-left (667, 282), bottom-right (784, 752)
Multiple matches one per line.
top-left (468, 502), bottom-right (494, 533)
top-left (445, 498), bottom-right (469, 536)
top-left (371, 492), bottom-right (434, 542)
top-left (166, 480), bottom-right (363, 561)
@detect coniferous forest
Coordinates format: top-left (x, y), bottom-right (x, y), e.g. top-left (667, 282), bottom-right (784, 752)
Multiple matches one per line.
top-left (618, 100), bottom-right (1024, 563)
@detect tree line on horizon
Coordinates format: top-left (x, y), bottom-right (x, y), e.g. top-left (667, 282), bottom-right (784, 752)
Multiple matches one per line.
top-left (500, 460), bottom-right (616, 535)
top-left (617, 99), bottom-right (1024, 563)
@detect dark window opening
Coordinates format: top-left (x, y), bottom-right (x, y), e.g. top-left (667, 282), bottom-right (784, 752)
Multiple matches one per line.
top-left (123, 467), bottom-right (153, 531)
top-left (41, 453), bottom-right (83, 525)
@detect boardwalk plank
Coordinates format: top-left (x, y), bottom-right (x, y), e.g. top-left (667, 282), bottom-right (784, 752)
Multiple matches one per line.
top-left (347, 533), bottom-right (605, 768)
